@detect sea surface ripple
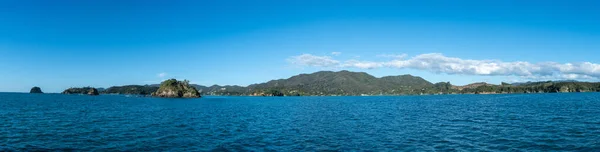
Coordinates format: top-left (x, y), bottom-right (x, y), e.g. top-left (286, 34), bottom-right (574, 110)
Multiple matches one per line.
top-left (1, 93), bottom-right (599, 151)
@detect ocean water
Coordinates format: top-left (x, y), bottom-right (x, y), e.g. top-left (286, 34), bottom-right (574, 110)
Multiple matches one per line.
top-left (1, 93), bottom-right (600, 151)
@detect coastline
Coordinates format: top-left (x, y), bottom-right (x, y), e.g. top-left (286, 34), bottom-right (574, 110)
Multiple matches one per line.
top-left (3, 91), bottom-right (597, 97)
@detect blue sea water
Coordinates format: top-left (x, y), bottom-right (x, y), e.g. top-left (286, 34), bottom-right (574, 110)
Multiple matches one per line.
top-left (1, 93), bottom-right (600, 151)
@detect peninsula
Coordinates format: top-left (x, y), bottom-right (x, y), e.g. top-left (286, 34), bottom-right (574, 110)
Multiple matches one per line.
top-left (62, 87), bottom-right (99, 96)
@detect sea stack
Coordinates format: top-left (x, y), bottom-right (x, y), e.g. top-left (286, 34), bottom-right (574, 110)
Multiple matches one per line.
top-left (30, 87), bottom-right (43, 93)
top-left (151, 79), bottom-right (201, 98)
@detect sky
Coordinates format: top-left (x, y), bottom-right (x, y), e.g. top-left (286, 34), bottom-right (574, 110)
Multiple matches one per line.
top-left (1, 0), bottom-right (599, 93)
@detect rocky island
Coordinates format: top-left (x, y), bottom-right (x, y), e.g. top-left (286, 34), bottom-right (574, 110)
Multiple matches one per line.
top-left (30, 87), bottom-right (43, 93)
top-left (62, 87), bottom-right (100, 96)
top-left (151, 79), bottom-right (201, 98)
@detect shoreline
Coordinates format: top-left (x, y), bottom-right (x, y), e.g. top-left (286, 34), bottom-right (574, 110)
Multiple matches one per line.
top-left (3, 91), bottom-right (598, 97)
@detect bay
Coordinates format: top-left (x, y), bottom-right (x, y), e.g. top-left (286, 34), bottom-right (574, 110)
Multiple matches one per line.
top-left (1, 93), bottom-right (599, 151)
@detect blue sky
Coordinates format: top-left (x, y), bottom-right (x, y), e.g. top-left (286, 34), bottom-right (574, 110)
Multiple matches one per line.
top-left (1, 0), bottom-right (599, 93)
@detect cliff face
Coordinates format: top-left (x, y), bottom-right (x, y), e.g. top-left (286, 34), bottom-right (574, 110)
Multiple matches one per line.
top-left (30, 87), bottom-right (43, 93)
top-left (151, 79), bottom-right (201, 98)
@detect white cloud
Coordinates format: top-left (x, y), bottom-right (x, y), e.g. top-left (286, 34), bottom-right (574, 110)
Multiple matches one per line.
top-left (331, 52), bottom-right (342, 56)
top-left (341, 60), bottom-right (383, 69)
top-left (157, 72), bottom-right (167, 78)
top-left (287, 54), bottom-right (340, 67)
top-left (288, 53), bottom-right (600, 80)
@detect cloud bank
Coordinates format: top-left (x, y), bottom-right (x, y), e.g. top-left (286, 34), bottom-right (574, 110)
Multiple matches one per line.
top-left (287, 53), bottom-right (600, 80)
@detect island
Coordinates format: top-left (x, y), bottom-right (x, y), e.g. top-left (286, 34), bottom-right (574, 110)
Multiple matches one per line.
top-left (103, 85), bottom-right (158, 95)
top-left (62, 87), bottom-right (100, 96)
top-left (151, 79), bottom-right (201, 98)
top-left (30, 87), bottom-right (43, 93)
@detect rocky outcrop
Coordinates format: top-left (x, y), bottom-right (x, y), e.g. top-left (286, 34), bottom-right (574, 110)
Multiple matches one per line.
top-left (30, 87), bottom-right (43, 93)
top-left (62, 87), bottom-right (99, 96)
top-left (151, 79), bottom-right (201, 98)
top-left (87, 88), bottom-right (99, 95)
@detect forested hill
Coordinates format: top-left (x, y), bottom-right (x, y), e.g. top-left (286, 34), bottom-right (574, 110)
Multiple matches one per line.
top-left (246, 70), bottom-right (435, 96)
top-left (100, 70), bottom-right (600, 96)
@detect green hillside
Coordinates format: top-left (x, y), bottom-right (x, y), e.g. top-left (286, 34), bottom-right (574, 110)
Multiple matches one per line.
top-left (98, 71), bottom-right (600, 96)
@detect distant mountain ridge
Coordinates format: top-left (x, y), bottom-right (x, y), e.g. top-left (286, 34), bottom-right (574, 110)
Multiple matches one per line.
top-left (99, 70), bottom-right (600, 96)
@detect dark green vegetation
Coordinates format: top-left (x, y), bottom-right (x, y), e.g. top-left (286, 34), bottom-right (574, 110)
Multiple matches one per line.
top-left (103, 85), bottom-right (158, 95)
top-left (193, 85), bottom-right (248, 96)
top-left (62, 87), bottom-right (99, 96)
top-left (95, 71), bottom-right (600, 96)
top-left (151, 79), bottom-right (201, 98)
top-left (246, 71), bottom-right (435, 96)
top-left (458, 81), bottom-right (600, 94)
top-left (30, 87), bottom-right (43, 93)
top-left (88, 88), bottom-right (99, 95)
